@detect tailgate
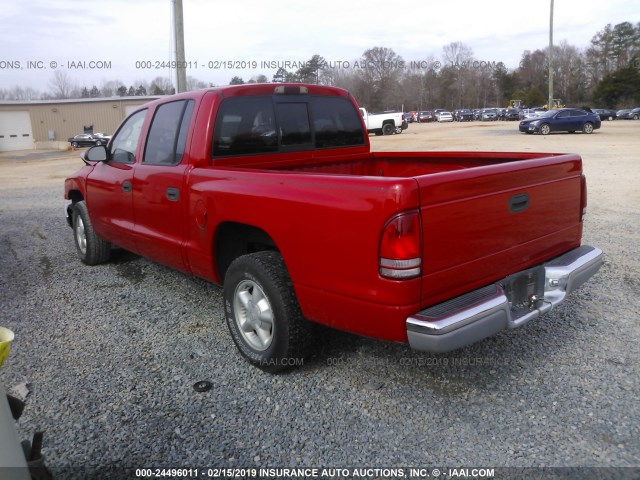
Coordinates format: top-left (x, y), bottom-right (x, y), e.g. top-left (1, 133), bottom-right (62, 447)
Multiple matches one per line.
top-left (416, 154), bottom-right (584, 308)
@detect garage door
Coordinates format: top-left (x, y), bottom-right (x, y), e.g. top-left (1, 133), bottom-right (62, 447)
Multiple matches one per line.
top-left (0, 111), bottom-right (33, 152)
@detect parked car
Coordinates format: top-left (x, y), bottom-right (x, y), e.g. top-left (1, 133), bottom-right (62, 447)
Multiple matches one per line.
top-left (432, 109), bottom-right (446, 120)
top-left (359, 108), bottom-right (407, 135)
top-left (519, 109), bottom-right (539, 120)
top-left (416, 111), bottom-right (434, 123)
top-left (403, 112), bottom-right (414, 123)
top-left (481, 108), bottom-right (498, 121)
top-left (454, 109), bottom-right (474, 121)
top-left (92, 132), bottom-right (112, 144)
top-left (68, 133), bottom-right (110, 148)
top-left (437, 111), bottom-right (453, 122)
top-left (617, 107), bottom-right (640, 120)
top-left (519, 108), bottom-right (601, 135)
top-left (504, 108), bottom-right (520, 121)
top-left (590, 109), bottom-right (615, 121)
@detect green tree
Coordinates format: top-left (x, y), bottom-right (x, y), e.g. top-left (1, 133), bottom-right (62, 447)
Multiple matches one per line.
top-left (525, 86), bottom-right (546, 107)
top-left (117, 85), bottom-right (127, 97)
top-left (229, 76), bottom-right (244, 85)
top-left (150, 82), bottom-right (164, 95)
top-left (592, 63), bottom-right (640, 107)
top-left (296, 54), bottom-right (327, 84)
top-left (272, 68), bottom-right (289, 83)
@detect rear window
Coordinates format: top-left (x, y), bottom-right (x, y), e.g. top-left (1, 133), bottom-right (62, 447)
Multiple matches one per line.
top-left (212, 95), bottom-right (364, 157)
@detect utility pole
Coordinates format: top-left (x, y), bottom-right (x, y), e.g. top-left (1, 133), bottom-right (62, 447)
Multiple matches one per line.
top-left (548, 0), bottom-right (554, 109)
top-left (173, 0), bottom-right (187, 93)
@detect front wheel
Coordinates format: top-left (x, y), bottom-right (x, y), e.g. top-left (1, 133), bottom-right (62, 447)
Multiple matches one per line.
top-left (582, 122), bottom-right (594, 134)
top-left (539, 123), bottom-right (551, 135)
top-left (71, 141), bottom-right (78, 148)
top-left (72, 201), bottom-right (111, 265)
top-left (223, 251), bottom-right (312, 372)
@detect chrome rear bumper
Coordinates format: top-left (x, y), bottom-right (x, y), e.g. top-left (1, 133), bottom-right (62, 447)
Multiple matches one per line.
top-left (406, 245), bottom-right (604, 353)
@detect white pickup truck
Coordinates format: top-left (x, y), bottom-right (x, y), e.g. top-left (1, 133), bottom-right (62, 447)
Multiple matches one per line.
top-left (359, 107), bottom-right (408, 135)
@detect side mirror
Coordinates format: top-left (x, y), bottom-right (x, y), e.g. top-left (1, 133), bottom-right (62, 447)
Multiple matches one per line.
top-left (83, 145), bottom-right (108, 163)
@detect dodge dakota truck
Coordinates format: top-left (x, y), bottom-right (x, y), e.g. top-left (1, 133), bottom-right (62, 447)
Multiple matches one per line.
top-left (64, 83), bottom-right (603, 371)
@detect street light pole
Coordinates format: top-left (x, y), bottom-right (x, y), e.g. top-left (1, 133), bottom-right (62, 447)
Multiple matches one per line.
top-left (548, 0), bottom-right (554, 109)
top-left (173, 0), bottom-right (187, 93)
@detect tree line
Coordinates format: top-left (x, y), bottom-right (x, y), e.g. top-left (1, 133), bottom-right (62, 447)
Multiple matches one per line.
top-left (1, 21), bottom-right (638, 110)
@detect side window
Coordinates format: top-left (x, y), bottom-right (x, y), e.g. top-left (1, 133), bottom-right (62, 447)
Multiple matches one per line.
top-left (276, 103), bottom-right (312, 147)
top-left (110, 109), bottom-right (147, 164)
top-left (213, 97), bottom-right (277, 156)
top-left (144, 100), bottom-right (194, 165)
top-left (556, 111), bottom-right (570, 118)
top-left (175, 101), bottom-right (195, 161)
top-left (310, 97), bottom-right (366, 148)
top-left (570, 109), bottom-right (586, 117)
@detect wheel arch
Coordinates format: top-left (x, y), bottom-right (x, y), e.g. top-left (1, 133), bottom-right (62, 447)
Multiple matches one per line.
top-left (66, 189), bottom-right (85, 226)
top-left (214, 221), bottom-right (279, 282)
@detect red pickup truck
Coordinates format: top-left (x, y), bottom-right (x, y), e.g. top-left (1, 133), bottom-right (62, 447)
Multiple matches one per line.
top-left (64, 83), bottom-right (603, 371)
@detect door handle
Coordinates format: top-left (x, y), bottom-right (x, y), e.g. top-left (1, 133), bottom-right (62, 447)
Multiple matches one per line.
top-left (166, 187), bottom-right (180, 201)
top-left (122, 180), bottom-right (132, 193)
top-left (509, 193), bottom-right (529, 213)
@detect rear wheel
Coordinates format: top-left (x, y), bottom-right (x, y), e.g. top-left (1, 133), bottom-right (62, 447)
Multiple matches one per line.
top-left (539, 123), bottom-right (551, 135)
top-left (223, 251), bottom-right (312, 372)
top-left (382, 123), bottom-right (394, 135)
top-left (582, 122), bottom-right (594, 134)
top-left (72, 201), bottom-right (111, 265)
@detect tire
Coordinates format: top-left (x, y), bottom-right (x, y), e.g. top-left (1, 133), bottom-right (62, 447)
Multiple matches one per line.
top-left (539, 123), bottom-right (551, 135)
top-left (395, 126), bottom-right (402, 134)
top-left (72, 201), bottom-right (111, 265)
top-left (224, 251), bottom-right (312, 372)
top-left (582, 122), bottom-right (594, 134)
top-left (382, 123), bottom-right (394, 135)
top-left (608, 116), bottom-right (613, 121)
top-left (633, 114), bottom-right (639, 120)
top-left (71, 141), bottom-right (78, 148)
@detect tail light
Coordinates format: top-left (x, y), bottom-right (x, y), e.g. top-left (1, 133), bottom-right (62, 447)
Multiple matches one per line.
top-left (580, 174), bottom-right (587, 221)
top-left (379, 211), bottom-right (422, 279)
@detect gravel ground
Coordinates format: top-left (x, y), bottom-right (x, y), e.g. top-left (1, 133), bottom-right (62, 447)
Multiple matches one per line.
top-left (0, 122), bottom-right (638, 479)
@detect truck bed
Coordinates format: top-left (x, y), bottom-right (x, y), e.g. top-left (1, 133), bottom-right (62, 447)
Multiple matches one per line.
top-left (205, 150), bottom-right (584, 340)
top-left (261, 151), bottom-right (568, 177)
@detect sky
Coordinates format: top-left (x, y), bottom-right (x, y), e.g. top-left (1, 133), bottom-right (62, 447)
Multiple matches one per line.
top-left (0, 0), bottom-right (638, 95)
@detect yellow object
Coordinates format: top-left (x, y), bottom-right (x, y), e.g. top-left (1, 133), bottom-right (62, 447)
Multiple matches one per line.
top-left (0, 327), bottom-right (15, 368)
